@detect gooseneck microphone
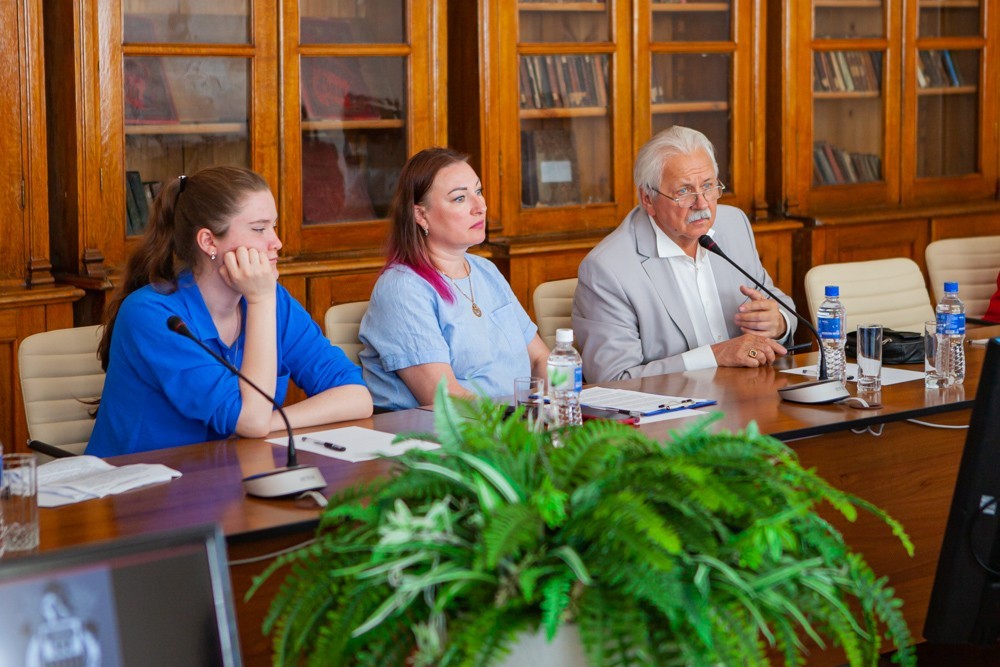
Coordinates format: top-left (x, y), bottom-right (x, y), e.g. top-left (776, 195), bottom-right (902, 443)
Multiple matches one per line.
top-left (166, 315), bottom-right (327, 498)
top-left (697, 235), bottom-right (849, 404)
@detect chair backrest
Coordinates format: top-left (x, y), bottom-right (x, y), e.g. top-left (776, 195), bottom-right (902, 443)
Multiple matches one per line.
top-left (18, 325), bottom-right (105, 456)
top-left (324, 301), bottom-right (369, 365)
top-left (804, 258), bottom-right (935, 333)
top-left (532, 278), bottom-right (578, 350)
top-left (925, 236), bottom-right (1000, 319)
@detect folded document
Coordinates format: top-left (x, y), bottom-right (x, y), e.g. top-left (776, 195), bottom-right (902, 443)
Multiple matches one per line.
top-left (38, 456), bottom-right (182, 508)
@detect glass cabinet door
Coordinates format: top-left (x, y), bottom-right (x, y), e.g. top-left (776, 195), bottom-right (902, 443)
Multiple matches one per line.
top-left (914, 2), bottom-right (981, 179)
top-left (649, 1), bottom-right (733, 187)
top-left (517, 3), bottom-right (613, 213)
top-left (298, 3), bottom-right (407, 226)
top-left (799, 0), bottom-right (896, 210)
top-left (286, 0), bottom-right (442, 254)
top-left (641, 0), bottom-right (762, 214)
top-left (122, 1), bottom-right (254, 236)
top-left (504, 0), bottom-right (631, 236)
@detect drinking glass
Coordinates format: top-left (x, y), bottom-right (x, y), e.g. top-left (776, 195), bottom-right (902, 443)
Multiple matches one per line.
top-left (856, 324), bottom-right (883, 392)
top-left (514, 377), bottom-right (546, 425)
top-left (1, 453), bottom-right (39, 555)
top-left (924, 319), bottom-right (953, 388)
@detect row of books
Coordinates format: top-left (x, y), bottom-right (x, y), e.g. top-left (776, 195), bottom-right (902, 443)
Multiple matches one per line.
top-left (519, 55), bottom-right (608, 110)
top-left (813, 51), bottom-right (883, 94)
top-left (917, 50), bottom-right (963, 89)
top-left (813, 141), bottom-right (882, 186)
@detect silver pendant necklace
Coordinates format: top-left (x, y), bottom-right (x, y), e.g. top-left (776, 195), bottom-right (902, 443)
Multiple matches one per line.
top-left (448, 263), bottom-right (482, 317)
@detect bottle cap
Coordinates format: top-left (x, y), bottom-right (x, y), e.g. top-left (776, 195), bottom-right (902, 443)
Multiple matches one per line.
top-left (824, 285), bottom-right (839, 297)
top-left (944, 281), bottom-right (958, 293)
top-left (555, 328), bottom-right (574, 344)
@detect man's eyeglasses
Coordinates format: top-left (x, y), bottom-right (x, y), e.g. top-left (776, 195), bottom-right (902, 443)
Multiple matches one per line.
top-left (650, 182), bottom-right (726, 208)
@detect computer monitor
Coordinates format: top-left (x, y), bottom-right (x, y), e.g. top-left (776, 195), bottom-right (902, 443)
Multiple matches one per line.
top-left (0, 524), bottom-right (242, 666)
top-left (924, 337), bottom-right (1000, 644)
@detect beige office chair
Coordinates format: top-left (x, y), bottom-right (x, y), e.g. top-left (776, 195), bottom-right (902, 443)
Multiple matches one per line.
top-left (532, 278), bottom-right (578, 350)
top-left (925, 235), bottom-right (1000, 320)
top-left (804, 258), bottom-right (935, 333)
top-left (324, 300), bottom-right (369, 365)
top-left (18, 325), bottom-right (105, 457)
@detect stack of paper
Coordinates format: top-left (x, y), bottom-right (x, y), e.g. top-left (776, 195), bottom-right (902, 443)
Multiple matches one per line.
top-left (37, 456), bottom-right (182, 508)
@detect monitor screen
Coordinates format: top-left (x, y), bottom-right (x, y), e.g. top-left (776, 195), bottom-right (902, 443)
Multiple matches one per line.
top-left (924, 337), bottom-right (1000, 644)
top-left (0, 524), bottom-right (242, 667)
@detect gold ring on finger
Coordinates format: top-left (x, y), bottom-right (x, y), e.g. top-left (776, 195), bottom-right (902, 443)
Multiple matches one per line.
top-left (748, 349), bottom-right (758, 359)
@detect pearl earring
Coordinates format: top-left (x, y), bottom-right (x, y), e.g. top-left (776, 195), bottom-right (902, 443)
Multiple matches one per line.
top-left (210, 252), bottom-right (217, 261)
top-left (421, 226), bottom-right (429, 237)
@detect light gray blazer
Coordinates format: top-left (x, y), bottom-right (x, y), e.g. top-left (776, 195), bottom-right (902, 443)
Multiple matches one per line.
top-left (573, 204), bottom-right (796, 382)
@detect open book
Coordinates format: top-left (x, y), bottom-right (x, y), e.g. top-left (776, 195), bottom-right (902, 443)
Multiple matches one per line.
top-left (37, 456), bottom-right (182, 508)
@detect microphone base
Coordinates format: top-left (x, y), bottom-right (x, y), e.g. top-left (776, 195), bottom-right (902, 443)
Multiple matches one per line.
top-left (242, 465), bottom-right (327, 499)
top-left (778, 378), bottom-right (851, 405)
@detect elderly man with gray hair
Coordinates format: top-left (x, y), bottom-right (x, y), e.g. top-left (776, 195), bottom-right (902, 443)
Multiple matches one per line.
top-left (572, 126), bottom-right (796, 383)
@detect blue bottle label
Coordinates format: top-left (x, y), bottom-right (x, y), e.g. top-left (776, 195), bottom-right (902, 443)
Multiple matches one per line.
top-left (548, 364), bottom-right (583, 393)
top-left (936, 312), bottom-right (965, 336)
top-left (818, 316), bottom-right (841, 340)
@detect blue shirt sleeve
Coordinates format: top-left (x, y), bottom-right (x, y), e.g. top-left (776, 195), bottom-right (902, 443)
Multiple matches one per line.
top-left (361, 267), bottom-right (454, 372)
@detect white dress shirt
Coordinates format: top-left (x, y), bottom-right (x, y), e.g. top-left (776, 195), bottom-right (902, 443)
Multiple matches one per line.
top-left (648, 216), bottom-right (725, 370)
top-left (647, 215), bottom-right (793, 370)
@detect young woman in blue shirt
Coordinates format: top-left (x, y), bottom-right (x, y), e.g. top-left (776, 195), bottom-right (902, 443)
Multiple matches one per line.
top-left (87, 166), bottom-right (372, 456)
top-left (359, 148), bottom-right (550, 410)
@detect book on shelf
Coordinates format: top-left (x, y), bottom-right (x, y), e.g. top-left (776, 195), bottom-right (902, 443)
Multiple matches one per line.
top-left (814, 52), bottom-right (830, 92)
top-left (527, 129), bottom-right (582, 206)
top-left (941, 50), bottom-right (962, 87)
top-left (919, 51), bottom-right (949, 88)
top-left (520, 130), bottom-right (539, 207)
top-left (125, 171), bottom-right (149, 235)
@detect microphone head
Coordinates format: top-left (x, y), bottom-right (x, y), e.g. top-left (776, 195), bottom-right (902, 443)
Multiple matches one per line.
top-left (698, 234), bottom-right (718, 252)
top-left (166, 316), bottom-right (190, 337)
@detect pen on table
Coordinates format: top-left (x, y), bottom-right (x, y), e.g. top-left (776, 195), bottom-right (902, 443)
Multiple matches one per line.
top-left (615, 399), bottom-right (695, 417)
top-left (300, 435), bottom-right (346, 452)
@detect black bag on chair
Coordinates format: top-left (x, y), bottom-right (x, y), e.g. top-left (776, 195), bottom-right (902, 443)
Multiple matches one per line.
top-left (845, 328), bottom-right (925, 365)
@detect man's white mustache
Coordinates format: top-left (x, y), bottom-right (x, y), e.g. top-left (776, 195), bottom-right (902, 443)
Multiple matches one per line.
top-left (686, 209), bottom-right (711, 224)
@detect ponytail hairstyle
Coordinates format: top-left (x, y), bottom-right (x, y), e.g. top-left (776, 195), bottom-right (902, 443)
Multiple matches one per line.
top-left (98, 166), bottom-right (270, 369)
top-left (384, 147), bottom-right (471, 302)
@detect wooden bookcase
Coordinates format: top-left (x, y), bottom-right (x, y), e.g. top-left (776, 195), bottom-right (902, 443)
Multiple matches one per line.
top-left (768, 0), bottom-right (1000, 306)
top-left (43, 0), bottom-right (445, 326)
top-left (450, 0), bottom-right (786, 313)
top-left (0, 0), bottom-right (83, 454)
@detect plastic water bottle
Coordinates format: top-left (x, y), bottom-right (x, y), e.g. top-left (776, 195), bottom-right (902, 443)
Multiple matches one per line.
top-left (547, 328), bottom-right (583, 427)
top-left (935, 281), bottom-right (966, 383)
top-left (817, 285), bottom-right (847, 384)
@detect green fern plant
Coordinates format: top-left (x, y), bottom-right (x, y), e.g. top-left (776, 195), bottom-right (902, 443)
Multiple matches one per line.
top-left (250, 383), bottom-right (916, 666)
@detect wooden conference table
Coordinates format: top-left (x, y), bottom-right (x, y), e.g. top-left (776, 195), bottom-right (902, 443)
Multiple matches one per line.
top-left (35, 335), bottom-right (996, 665)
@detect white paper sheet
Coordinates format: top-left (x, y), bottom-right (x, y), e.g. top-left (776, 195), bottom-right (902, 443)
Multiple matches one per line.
top-left (781, 363), bottom-right (925, 387)
top-left (37, 456), bottom-right (182, 508)
top-left (269, 426), bottom-right (439, 463)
